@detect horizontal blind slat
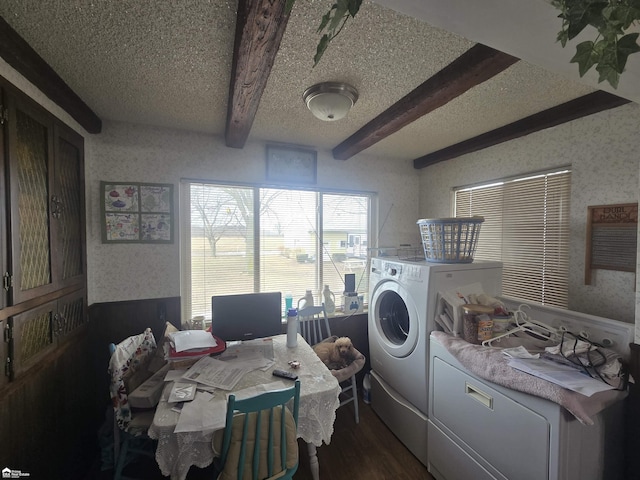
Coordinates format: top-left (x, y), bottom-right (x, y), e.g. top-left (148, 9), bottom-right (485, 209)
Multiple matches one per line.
top-left (455, 169), bottom-right (570, 308)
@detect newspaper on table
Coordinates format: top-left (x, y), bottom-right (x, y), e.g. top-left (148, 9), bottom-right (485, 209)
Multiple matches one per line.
top-left (219, 337), bottom-right (275, 371)
top-left (174, 391), bottom-right (227, 433)
top-left (182, 356), bottom-right (248, 390)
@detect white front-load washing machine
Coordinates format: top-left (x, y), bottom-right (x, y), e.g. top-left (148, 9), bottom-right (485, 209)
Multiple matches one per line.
top-left (368, 256), bottom-right (502, 465)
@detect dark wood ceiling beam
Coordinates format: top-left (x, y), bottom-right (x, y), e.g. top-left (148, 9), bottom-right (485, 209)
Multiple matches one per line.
top-left (332, 44), bottom-right (519, 160)
top-left (225, 0), bottom-right (291, 148)
top-left (413, 90), bottom-right (630, 169)
top-left (0, 16), bottom-right (102, 134)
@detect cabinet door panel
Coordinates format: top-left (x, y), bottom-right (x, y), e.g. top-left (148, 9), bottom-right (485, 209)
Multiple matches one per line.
top-left (7, 94), bottom-right (55, 304)
top-left (55, 289), bottom-right (87, 342)
top-left (9, 300), bottom-right (56, 379)
top-left (53, 123), bottom-right (85, 287)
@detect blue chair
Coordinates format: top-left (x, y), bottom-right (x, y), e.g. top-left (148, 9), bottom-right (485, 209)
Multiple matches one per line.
top-left (298, 304), bottom-right (365, 423)
top-left (213, 380), bottom-right (301, 480)
top-left (108, 329), bottom-right (158, 480)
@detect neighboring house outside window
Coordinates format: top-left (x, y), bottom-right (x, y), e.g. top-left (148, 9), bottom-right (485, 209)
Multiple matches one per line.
top-left (181, 181), bottom-right (374, 322)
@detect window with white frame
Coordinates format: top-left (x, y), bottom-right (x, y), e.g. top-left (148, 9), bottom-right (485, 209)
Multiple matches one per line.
top-left (181, 181), bottom-right (374, 321)
top-left (454, 168), bottom-right (571, 308)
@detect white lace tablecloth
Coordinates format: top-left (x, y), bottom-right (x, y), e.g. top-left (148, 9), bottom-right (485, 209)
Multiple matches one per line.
top-left (148, 334), bottom-right (341, 480)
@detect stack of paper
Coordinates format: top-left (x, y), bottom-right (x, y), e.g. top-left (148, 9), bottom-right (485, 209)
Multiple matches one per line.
top-left (166, 330), bottom-right (221, 361)
top-left (169, 330), bottom-right (217, 352)
top-left (508, 357), bottom-right (615, 396)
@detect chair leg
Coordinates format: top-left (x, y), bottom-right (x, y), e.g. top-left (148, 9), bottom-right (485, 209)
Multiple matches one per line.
top-left (113, 420), bottom-right (120, 473)
top-left (351, 375), bottom-right (359, 424)
top-left (113, 435), bottom-right (129, 480)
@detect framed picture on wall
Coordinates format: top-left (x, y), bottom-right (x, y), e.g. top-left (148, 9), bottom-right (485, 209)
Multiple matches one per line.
top-left (266, 145), bottom-right (317, 184)
top-left (101, 181), bottom-right (174, 243)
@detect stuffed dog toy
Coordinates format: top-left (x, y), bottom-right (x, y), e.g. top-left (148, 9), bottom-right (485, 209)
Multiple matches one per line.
top-left (312, 336), bottom-right (357, 370)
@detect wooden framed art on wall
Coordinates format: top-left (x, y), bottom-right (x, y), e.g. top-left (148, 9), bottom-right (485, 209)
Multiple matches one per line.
top-left (101, 181), bottom-right (174, 243)
top-left (585, 202), bottom-right (637, 284)
top-left (266, 145), bottom-right (317, 185)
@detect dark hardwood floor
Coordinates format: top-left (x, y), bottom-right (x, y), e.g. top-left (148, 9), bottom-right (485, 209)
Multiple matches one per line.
top-left (295, 400), bottom-right (433, 480)
top-left (86, 398), bottom-right (433, 480)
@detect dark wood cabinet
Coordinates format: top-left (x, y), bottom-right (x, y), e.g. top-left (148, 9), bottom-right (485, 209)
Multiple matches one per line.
top-left (0, 77), bottom-right (87, 383)
top-left (0, 77), bottom-right (90, 478)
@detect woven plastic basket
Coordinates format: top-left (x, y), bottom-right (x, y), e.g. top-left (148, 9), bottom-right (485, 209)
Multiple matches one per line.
top-left (417, 217), bottom-right (484, 263)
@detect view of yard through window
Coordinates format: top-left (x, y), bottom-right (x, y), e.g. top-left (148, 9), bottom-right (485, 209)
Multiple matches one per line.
top-left (185, 182), bottom-right (372, 320)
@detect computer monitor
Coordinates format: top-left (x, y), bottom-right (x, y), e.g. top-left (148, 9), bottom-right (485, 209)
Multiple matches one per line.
top-left (211, 292), bottom-right (283, 342)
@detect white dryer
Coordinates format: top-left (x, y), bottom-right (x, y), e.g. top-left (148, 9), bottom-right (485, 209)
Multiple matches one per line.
top-left (368, 256), bottom-right (501, 465)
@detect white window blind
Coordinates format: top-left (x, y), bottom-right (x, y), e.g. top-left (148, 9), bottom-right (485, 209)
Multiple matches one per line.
top-left (455, 169), bottom-right (571, 308)
top-left (181, 181), bottom-right (372, 321)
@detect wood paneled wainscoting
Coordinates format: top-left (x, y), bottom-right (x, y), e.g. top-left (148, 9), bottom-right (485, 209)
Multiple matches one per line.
top-left (0, 326), bottom-right (95, 479)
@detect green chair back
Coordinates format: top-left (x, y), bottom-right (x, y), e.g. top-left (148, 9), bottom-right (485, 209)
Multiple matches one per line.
top-left (218, 380), bottom-right (301, 480)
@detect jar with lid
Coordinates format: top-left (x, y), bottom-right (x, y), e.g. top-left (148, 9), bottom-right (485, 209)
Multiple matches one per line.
top-left (461, 304), bottom-right (494, 344)
top-left (322, 285), bottom-right (336, 314)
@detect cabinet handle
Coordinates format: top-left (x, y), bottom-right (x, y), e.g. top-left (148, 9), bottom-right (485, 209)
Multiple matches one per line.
top-left (465, 382), bottom-right (493, 410)
top-left (53, 313), bottom-right (65, 336)
top-left (51, 195), bottom-right (63, 219)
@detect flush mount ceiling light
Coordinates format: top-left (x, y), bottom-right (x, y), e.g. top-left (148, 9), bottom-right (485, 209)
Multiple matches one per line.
top-left (303, 82), bottom-right (358, 121)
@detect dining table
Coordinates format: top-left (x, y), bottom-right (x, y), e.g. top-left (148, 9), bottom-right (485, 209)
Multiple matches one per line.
top-left (148, 333), bottom-right (341, 480)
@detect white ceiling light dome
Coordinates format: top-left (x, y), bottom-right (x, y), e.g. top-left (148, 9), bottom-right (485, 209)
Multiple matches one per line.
top-left (303, 82), bottom-right (359, 121)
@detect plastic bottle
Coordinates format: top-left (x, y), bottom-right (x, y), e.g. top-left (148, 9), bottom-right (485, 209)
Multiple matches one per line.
top-left (286, 308), bottom-right (298, 348)
top-left (298, 290), bottom-right (314, 311)
top-left (322, 285), bottom-right (336, 314)
top-left (284, 293), bottom-right (293, 311)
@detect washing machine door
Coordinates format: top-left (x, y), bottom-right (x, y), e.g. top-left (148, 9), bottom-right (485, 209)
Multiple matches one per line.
top-left (369, 279), bottom-right (419, 358)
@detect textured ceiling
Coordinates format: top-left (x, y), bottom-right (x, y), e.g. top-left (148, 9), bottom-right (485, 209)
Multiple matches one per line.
top-left (0, 0), bottom-right (600, 162)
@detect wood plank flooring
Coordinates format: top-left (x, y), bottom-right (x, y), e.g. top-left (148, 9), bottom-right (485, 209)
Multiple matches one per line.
top-left (86, 398), bottom-right (433, 480)
top-left (295, 400), bottom-right (434, 480)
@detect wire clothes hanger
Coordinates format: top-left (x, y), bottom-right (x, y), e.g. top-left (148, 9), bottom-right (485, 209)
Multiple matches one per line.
top-left (482, 304), bottom-right (560, 347)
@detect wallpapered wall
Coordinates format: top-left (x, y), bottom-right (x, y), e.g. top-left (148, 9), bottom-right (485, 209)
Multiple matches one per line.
top-left (2, 57), bottom-right (639, 340)
top-left (418, 103), bottom-right (640, 325)
top-left (86, 120), bottom-right (421, 305)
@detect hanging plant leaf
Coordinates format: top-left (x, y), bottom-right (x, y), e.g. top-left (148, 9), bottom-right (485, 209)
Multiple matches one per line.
top-left (553, 0), bottom-right (640, 88)
top-left (613, 32), bottom-right (640, 71)
top-left (595, 61), bottom-right (621, 87)
top-left (285, 0), bottom-right (296, 15)
top-left (314, 34), bottom-right (331, 66)
top-left (315, 0), bottom-right (363, 67)
top-left (570, 40), bottom-right (600, 76)
top-left (602, 4), bottom-right (640, 30)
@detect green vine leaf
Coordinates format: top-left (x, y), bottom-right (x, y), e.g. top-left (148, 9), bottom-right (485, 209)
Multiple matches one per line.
top-left (286, 0), bottom-right (362, 67)
top-left (570, 40), bottom-right (600, 76)
top-left (285, 0), bottom-right (296, 15)
top-left (611, 32), bottom-right (640, 71)
top-left (314, 34), bottom-right (331, 66)
top-left (553, 0), bottom-right (640, 88)
top-left (314, 0), bottom-right (363, 67)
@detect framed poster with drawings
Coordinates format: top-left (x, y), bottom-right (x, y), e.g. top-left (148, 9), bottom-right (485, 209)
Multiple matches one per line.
top-left (266, 145), bottom-right (317, 184)
top-left (101, 181), bottom-right (174, 243)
